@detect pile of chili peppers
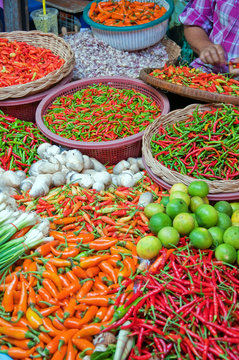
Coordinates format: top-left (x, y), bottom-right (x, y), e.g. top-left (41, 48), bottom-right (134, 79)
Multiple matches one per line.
top-left (14, 173), bottom-right (163, 241)
top-left (151, 104), bottom-right (239, 180)
top-left (0, 230), bottom-right (138, 359)
top-left (0, 38), bottom-right (65, 87)
top-left (43, 84), bottom-right (161, 142)
top-left (0, 111), bottom-right (48, 173)
top-left (106, 241), bottom-right (239, 360)
top-left (150, 65), bottom-right (239, 96)
top-left (89, 0), bottom-right (167, 26)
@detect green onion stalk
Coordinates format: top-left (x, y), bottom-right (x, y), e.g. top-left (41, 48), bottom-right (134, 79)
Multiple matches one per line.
top-left (0, 219), bottom-right (51, 275)
top-left (0, 211), bottom-right (38, 246)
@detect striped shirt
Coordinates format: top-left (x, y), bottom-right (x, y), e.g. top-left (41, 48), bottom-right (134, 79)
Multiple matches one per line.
top-left (179, 0), bottom-right (239, 72)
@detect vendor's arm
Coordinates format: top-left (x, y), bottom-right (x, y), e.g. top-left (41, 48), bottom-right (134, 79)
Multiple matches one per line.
top-left (184, 25), bottom-right (226, 66)
top-left (229, 58), bottom-right (239, 77)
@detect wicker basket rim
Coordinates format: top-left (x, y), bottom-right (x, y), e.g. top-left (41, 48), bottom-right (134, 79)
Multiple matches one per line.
top-left (0, 30), bottom-right (75, 100)
top-left (142, 102), bottom-right (239, 193)
top-left (139, 67), bottom-right (239, 105)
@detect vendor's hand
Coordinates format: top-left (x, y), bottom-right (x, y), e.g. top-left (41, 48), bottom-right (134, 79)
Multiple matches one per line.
top-left (199, 44), bottom-right (226, 65)
top-left (229, 58), bottom-right (239, 76)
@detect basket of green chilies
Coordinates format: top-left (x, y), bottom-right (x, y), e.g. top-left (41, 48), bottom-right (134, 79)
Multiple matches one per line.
top-left (36, 77), bottom-right (170, 164)
top-left (142, 102), bottom-right (239, 193)
top-left (0, 110), bottom-right (48, 173)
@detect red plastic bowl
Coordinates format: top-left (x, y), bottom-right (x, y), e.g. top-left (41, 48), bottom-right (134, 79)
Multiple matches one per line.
top-left (142, 157), bottom-right (239, 201)
top-left (36, 77), bottom-right (170, 164)
top-left (0, 72), bottom-right (72, 123)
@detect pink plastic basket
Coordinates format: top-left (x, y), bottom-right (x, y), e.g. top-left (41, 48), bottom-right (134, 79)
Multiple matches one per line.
top-left (0, 72), bottom-right (72, 122)
top-left (36, 77), bottom-right (170, 164)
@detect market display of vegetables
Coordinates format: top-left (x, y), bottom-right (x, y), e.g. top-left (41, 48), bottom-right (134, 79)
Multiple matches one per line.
top-left (0, 111), bottom-right (48, 174)
top-left (88, 0), bottom-right (167, 26)
top-left (150, 65), bottom-right (239, 96)
top-left (151, 104), bottom-right (239, 180)
top-left (0, 20), bottom-right (239, 359)
top-left (0, 38), bottom-right (65, 87)
top-left (43, 84), bottom-right (161, 142)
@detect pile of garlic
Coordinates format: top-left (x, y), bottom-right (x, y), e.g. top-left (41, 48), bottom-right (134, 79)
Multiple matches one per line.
top-left (0, 144), bottom-right (145, 198)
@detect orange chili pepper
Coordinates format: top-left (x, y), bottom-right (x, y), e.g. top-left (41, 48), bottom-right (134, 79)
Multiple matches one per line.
top-left (57, 281), bottom-right (81, 300)
top-left (14, 281), bottom-right (27, 322)
top-left (77, 295), bottom-right (114, 307)
top-left (72, 266), bottom-right (88, 279)
top-left (50, 246), bottom-right (80, 259)
top-left (79, 254), bottom-right (111, 269)
top-left (42, 271), bottom-right (62, 291)
top-left (2, 273), bottom-right (18, 312)
top-left (95, 306), bottom-right (108, 321)
top-left (63, 297), bottom-right (77, 320)
top-left (51, 344), bottom-right (67, 360)
top-left (99, 261), bottom-right (118, 284)
top-left (49, 258), bottom-right (71, 267)
top-left (75, 323), bottom-right (104, 338)
top-left (0, 347), bottom-right (35, 359)
top-left (64, 306), bottom-right (98, 329)
top-left (72, 338), bottom-right (95, 354)
top-left (42, 318), bottom-right (62, 337)
top-left (33, 240), bottom-right (59, 256)
top-left (66, 338), bottom-right (77, 360)
top-left (86, 266), bottom-right (100, 278)
top-left (42, 278), bottom-right (59, 298)
top-left (76, 280), bottom-right (93, 301)
top-left (0, 326), bottom-right (35, 340)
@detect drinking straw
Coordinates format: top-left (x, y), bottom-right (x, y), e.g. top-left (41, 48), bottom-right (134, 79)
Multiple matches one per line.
top-left (42, 0), bottom-right (46, 15)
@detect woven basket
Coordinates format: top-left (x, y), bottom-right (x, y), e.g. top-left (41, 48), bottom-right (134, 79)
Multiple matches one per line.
top-left (36, 77), bottom-right (170, 164)
top-left (142, 103), bottom-right (239, 193)
top-left (161, 37), bottom-right (181, 65)
top-left (140, 68), bottom-right (239, 105)
top-left (0, 31), bottom-right (75, 100)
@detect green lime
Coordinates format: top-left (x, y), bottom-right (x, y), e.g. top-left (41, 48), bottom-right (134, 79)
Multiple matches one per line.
top-left (230, 202), bottom-right (239, 213)
top-left (223, 226), bottom-right (239, 250)
top-left (214, 201), bottom-right (233, 217)
top-left (202, 197), bottom-right (209, 204)
top-left (149, 213), bottom-right (172, 235)
top-left (144, 203), bottom-right (164, 219)
top-left (237, 250), bottom-right (239, 265)
top-left (169, 191), bottom-right (191, 206)
top-left (191, 213), bottom-right (199, 228)
top-left (166, 198), bottom-right (188, 219)
top-left (188, 180), bottom-right (209, 197)
top-left (158, 226), bottom-right (180, 249)
top-left (170, 183), bottom-right (188, 194)
top-left (216, 212), bottom-right (232, 231)
top-left (215, 244), bottom-right (237, 264)
top-left (160, 196), bottom-right (170, 207)
top-left (189, 227), bottom-right (213, 249)
top-left (173, 212), bottom-right (195, 235)
top-left (208, 226), bottom-right (224, 248)
top-left (195, 204), bottom-right (218, 228)
top-left (231, 210), bottom-right (239, 226)
top-left (136, 236), bottom-right (162, 259)
top-left (190, 196), bottom-right (204, 213)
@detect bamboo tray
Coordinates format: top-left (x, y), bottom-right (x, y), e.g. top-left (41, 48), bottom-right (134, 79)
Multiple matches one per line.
top-left (140, 67), bottom-right (239, 105)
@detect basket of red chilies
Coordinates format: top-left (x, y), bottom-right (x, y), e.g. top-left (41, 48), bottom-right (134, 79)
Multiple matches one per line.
top-left (143, 102), bottom-right (239, 194)
top-left (0, 30), bottom-right (75, 100)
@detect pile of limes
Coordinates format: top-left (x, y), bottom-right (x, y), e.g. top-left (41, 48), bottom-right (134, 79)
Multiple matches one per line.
top-left (136, 180), bottom-right (239, 265)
